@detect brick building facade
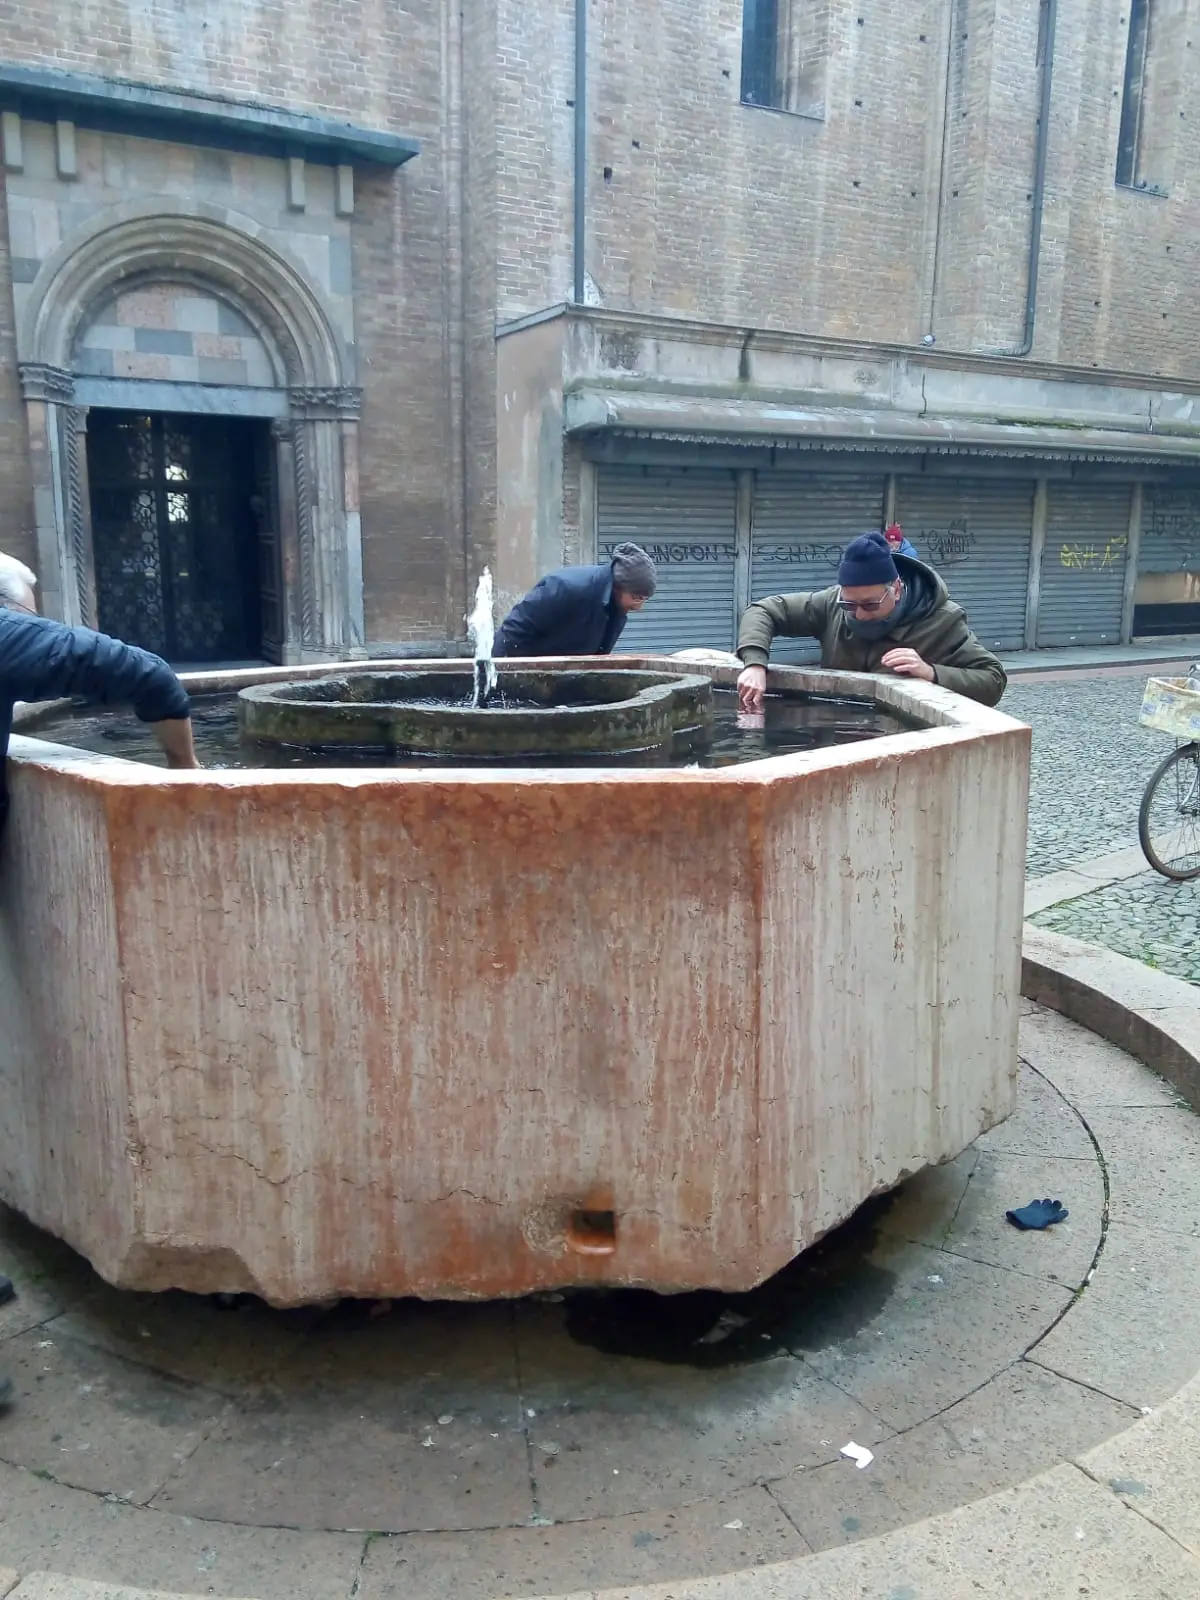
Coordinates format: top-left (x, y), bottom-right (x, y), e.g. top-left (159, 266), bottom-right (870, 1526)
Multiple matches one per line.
top-left (0, 0), bottom-right (1198, 662)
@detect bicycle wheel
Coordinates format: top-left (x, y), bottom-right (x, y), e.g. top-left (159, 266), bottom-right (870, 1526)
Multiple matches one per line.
top-left (1139, 743), bottom-right (1200, 881)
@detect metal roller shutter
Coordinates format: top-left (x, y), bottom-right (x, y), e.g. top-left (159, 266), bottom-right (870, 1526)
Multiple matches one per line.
top-left (596, 466), bottom-right (738, 653)
top-left (749, 472), bottom-right (887, 663)
top-left (1139, 488), bottom-right (1200, 576)
top-left (894, 478), bottom-right (1034, 650)
top-left (1037, 484), bottom-right (1131, 646)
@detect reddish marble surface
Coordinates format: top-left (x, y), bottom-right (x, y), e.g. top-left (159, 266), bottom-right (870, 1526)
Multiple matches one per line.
top-left (0, 662), bottom-right (1029, 1303)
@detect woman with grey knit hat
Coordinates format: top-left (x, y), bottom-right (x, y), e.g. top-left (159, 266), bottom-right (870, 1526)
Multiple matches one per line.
top-left (493, 542), bottom-right (657, 657)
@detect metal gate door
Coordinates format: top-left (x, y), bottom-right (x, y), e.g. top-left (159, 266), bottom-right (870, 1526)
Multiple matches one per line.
top-left (1037, 484), bottom-right (1131, 647)
top-left (893, 477), bottom-right (1035, 650)
top-left (749, 471), bottom-right (887, 662)
top-left (1134, 487), bottom-right (1200, 637)
top-left (88, 411), bottom-right (264, 663)
top-left (596, 465), bottom-right (738, 653)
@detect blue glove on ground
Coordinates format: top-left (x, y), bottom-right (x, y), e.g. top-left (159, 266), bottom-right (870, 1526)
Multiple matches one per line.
top-left (1006, 1197), bottom-right (1068, 1230)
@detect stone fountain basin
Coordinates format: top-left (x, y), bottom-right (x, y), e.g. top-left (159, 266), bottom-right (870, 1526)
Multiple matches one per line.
top-left (0, 656), bottom-right (1030, 1305)
top-left (238, 666), bottom-right (713, 754)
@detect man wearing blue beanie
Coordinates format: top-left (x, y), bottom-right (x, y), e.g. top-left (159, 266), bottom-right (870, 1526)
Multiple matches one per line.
top-left (736, 531), bottom-right (1005, 710)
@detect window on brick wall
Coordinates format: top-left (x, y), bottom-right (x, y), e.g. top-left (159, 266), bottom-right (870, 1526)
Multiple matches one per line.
top-left (1116, 0), bottom-right (1184, 195)
top-left (740, 0), bottom-right (830, 119)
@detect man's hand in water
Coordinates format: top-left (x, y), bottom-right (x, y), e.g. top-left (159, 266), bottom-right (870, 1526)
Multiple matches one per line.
top-left (880, 647), bottom-right (935, 683)
top-left (737, 665), bottom-right (767, 712)
top-left (155, 717), bottom-right (202, 770)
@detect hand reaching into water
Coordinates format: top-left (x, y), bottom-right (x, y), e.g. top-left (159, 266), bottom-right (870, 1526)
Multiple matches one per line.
top-left (737, 665), bottom-right (766, 712)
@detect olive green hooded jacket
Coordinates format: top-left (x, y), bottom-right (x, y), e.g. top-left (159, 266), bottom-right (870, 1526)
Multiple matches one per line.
top-left (736, 555), bottom-right (1007, 707)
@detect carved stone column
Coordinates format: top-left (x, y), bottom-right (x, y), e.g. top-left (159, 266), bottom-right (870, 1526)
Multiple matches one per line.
top-left (269, 417), bottom-right (304, 663)
top-left (287, 386), bottom-right (365, 661)
top-left (18, 362), bottom-right (93, 627)
top-left (62, 405), bottom-right (96, 628)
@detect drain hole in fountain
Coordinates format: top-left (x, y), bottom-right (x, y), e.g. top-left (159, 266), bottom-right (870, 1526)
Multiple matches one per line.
top-left (567, 1209), bottom-right (618, 1255)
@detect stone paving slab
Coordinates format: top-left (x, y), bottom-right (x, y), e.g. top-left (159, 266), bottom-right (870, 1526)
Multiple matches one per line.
top-left (1085, 1104), bottom-right (1200, 1238)
top-left (509, 1322), bottom-right (885, 1525)
top-left (1030, 1220), bottom-right (1200, 1411)
top-left (7, 1583), bottom-right (249, 1600)
top-left (872, 1147), bottom-right (977, 1245)
top-left (146, 1311), bottom-right (534, 1532)
top-left (1017, 998), bottom-right (1184, 1108)
top-left (0, 1215), bottom-right (97, 1348)
top-left (0, 1332), bottom-right (230, 1506)
top-left (927, 1148), bottom-right (1102, 1289)
top-left (1081, 1370), bottom-right (1200, 1558)
top-left (767, 1359), bottom-right (1138, 1554)
top-left (793, 1236), bottom-right (1073, 1433)
top-left (552, 1463), bottom-right (1200, 1599)
top-left (356, 1486), bottom-right (810, 1600)
top-left (972, 1062), bottom-right (1096, 1157)
top-left (0, 1461), bottom-right (362, 1600)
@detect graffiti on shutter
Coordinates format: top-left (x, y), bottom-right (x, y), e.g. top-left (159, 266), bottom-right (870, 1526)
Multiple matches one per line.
top-left (1037, 485), bottom-right (1131, 647)
top-left (1139, 489), bottom-right (1200, 575)
top-left (893, 478), bottom-right (1035, 651)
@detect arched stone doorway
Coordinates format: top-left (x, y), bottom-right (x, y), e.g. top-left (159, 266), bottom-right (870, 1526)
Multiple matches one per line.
top-left (16, 202), bottom-right (364, 663)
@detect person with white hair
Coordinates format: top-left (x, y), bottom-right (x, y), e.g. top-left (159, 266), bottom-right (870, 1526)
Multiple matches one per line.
top-left (0, 555), bottom-right (200, 1407)
top-left (0, 553), bottom-right (36, 612)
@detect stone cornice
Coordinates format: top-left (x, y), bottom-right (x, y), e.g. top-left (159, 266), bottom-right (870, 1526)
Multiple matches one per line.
top-left (498, 303), bottom-right (1200, 401)
top-left (18, 362), bottom-right (74, 403)
top-left (0, 61), bottom-right (418, 169)
top-left (289, 386), bottom-right (363, 421)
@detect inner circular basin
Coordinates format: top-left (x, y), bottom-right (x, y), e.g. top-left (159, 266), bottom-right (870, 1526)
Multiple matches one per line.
top-left (238, 668), bottom-right (715, 755)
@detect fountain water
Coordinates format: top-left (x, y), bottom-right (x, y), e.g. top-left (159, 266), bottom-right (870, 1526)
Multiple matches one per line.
top-left (468, 568), bottom-right (497, 708)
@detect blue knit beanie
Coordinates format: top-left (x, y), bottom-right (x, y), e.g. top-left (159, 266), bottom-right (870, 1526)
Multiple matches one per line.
top-left (837, 532), bottom-right (898, 588)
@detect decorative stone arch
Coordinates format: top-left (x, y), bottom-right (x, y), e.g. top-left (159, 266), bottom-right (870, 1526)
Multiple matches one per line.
top-left (17, 201), bottom-right (364, 660)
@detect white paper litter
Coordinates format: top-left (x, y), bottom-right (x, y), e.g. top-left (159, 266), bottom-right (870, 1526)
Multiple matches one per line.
top-left (840, 1441), bottom-right (874, 1470)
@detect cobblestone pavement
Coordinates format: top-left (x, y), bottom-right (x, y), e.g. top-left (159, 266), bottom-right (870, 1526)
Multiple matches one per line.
top-left (1006, 670), bottom-right (1200, 983)
top-left (1004, 674), bottom-right (1167, 878)
top-left (1031, 871), bottom-right (1200, 986)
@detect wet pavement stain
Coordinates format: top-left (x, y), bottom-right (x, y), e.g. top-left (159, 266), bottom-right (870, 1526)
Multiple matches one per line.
top-left (563, 1196), bottom-right (897, 1368)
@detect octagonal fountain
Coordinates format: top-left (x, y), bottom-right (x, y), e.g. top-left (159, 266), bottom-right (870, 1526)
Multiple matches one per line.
top-left (0, 645), bottom-right (1029, 1306)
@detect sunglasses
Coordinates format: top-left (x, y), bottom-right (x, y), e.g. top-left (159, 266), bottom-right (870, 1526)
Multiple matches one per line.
top-left (836, 584), bottom-right (896, 615)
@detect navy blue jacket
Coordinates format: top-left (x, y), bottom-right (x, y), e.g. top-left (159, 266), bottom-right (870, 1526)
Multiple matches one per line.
top-left (0, 608), bottom-right (191, 826)
top-left (494, 564), bottom-right (627, 657)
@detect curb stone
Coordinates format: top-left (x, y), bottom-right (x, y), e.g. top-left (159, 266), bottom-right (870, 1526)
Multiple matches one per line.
top-left (1022, 923), bottom-right (1200, 1109)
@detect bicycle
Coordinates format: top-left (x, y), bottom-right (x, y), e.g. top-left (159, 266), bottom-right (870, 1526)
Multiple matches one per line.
top-left (1138, 676), bottom-right (1200, 882)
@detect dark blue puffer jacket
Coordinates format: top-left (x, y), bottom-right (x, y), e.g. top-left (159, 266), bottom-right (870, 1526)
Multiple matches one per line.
top-left (494, 564), bottom-right (627, 657)
top-left (0, 607), bottom-right (191, 826)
